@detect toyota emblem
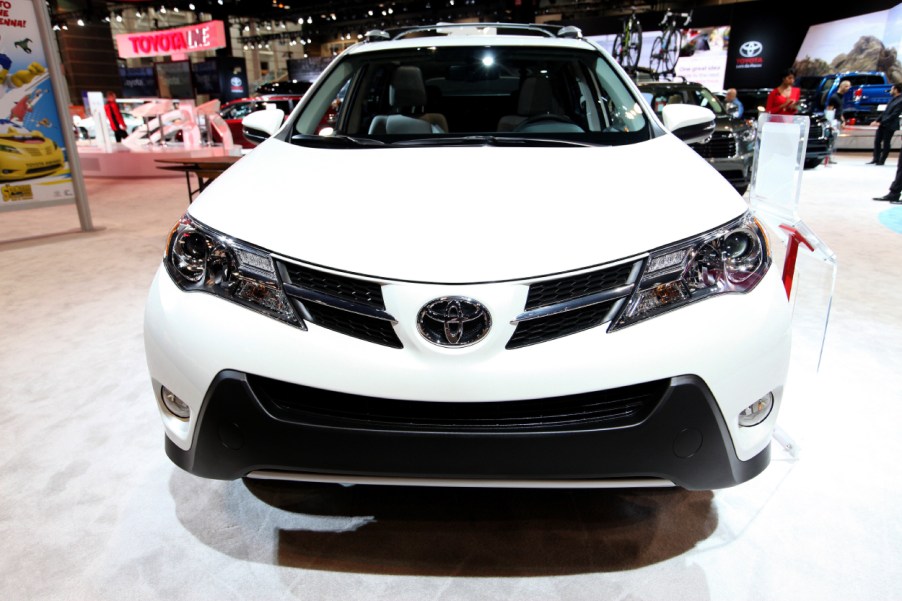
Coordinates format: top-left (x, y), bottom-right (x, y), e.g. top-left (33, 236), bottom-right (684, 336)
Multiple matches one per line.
top-left (417, 297), bottom-right (492, 347)
top-left (739, 41), bottom-right (763, 58)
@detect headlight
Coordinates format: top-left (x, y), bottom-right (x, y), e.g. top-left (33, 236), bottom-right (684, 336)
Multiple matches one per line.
top-left (0, 144), bottom-right (21, 154)
top-left (739, 125), bottom-right (756, 142)
top-left (164, 215), bottom-right (303, 328)
top-left (611, 212), bottom-right (770, 330)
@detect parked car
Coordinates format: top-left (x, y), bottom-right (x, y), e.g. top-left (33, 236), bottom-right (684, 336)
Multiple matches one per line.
top-left (255, 79), bottom-right (314, 96)
top-left (735, 87), bottom-right (834, 169)
top-left (144, 23), bottom-right (792, 491)
top-left (639, 80), bottom-right (755, 194)
top-left (212, 95), bottom-right (303, 148)
top-left (73, 105), bottom-right (143, 140)
top-left (0, 121), bottom-right (64, 180)
top-left (799, 71), bottom-right (892, 124)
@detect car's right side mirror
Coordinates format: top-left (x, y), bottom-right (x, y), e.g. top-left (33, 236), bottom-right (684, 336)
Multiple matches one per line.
top-left (242, 109), bottom-right (285, 146)
top-left (662, 104), bottom-right (716, 144)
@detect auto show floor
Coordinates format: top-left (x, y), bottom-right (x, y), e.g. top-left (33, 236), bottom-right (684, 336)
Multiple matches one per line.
top-left (1, 152), bottom-right (900, 600)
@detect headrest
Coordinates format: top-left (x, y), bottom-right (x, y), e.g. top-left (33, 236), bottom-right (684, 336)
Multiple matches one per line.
top-left (518, 76), bottom-right (554, 116)
top-left (390, 66), bottom-right (427, 108)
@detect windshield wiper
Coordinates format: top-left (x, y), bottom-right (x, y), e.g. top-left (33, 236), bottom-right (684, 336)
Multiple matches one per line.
top-left (291, 134), bottom-right (386, 147)
top-left (393, 135), bottom-right (593, 148)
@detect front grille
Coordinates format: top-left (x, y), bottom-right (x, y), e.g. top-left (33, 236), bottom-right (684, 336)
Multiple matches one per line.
top-left (525, 262), bottom-right (634, 310)
top-left (23, 147), bottom-right (42, 157)
top-left (508, 260), bottom-right (638, 348)
top-left (809, 123), bottom-right (824, 139)
top-left (303, 301), bottom-right (402, 348)
top-left (277, 261), bottom-right (401, 348)
top-left (691, 131), bottom-right (737, 159)
top-left (507, 300), bottom-right (619, 349)
top-left (249, 373), bottom-right (668, 432)
top-left (26, 164), bottom-right (60, 175)
top-left (281, 263), bottom-right (385, 309)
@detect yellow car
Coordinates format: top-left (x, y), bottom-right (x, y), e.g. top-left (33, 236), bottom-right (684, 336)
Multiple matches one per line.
top-left (0, 129), bottom-right (64, 181)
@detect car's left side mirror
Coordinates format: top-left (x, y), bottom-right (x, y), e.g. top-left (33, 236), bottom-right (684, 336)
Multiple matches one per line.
top-left (242, 109), bottom-right (285, 146)
top-left (662, 104), bottom-right (715, 144)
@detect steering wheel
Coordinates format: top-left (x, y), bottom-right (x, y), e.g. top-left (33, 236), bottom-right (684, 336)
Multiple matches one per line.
top-left (513, 113), bottom-right (582, 133)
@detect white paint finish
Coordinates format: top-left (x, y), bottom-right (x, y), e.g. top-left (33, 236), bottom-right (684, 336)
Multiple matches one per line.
top-left (188, 135), bottom-right (745, 283)
top-left (144, 258), bottom-right (791, 460)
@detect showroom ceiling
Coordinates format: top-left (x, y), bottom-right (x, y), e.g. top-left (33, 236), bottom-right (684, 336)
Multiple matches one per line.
top-left (54, 0), bottom-right (756, 31)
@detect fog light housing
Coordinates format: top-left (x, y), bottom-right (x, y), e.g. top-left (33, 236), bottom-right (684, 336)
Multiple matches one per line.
top-left (738, 392), bottom-right (774, 427)
top-left (161, 386), bottom-right (190, 420)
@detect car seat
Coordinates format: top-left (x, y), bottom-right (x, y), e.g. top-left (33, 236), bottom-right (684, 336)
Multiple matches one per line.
top-left (369, 66), bottom-right (448, 134)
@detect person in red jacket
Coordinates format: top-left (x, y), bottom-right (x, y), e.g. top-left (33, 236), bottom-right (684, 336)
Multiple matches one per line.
top-left (766, 69), bottom-right (800, 115)
top-left (104, 90), bottom-right (128, 142)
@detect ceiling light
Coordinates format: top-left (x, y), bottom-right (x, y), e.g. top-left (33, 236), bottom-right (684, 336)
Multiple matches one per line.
top-left (160, 6), bottom-right (166, 14)
top-left (77, 18), bottom-right (85, 26)
top-left (189, 3), bottom-right (195, 9)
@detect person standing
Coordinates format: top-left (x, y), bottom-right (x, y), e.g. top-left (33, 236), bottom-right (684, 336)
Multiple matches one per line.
top-left (825, 80), bottom-right (851, 164)
top-left (724, 88), bottom-right (744, 118)
top-left (104, 90), bottom-right (128, 143)
top-left (868, 83), bottom-right (902, 165)
top-left (765, 69), bottom-right (800, 115)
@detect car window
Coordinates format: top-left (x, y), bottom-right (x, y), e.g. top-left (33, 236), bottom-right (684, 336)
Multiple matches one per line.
top-left (290, 44), bottom-right (648, 145)
top-left (222, 102), bottom-right (256, 120)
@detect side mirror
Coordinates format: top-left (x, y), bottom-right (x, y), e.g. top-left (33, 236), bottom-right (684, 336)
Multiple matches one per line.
top-left (662, 104), bottom-right (715, 144)
top-left (242, 108), bottom-right (285, 146)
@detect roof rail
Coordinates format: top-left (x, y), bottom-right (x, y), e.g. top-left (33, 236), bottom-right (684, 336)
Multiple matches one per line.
top-left (363, 29), bottom-right (391, 42)
top-left (390, 22), bottom-right (571, 40)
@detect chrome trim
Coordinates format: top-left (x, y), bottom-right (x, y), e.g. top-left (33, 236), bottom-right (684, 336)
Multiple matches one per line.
top-left (247, 470), bottom-right (675, 489)
top-left (282, 283), bottom-right (398, 324)
top-left (511, 284), bottom-right (634, 324)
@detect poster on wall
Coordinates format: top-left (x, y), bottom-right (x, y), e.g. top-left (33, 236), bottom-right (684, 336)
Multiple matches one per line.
top-left (588, 25), bottom-right (731, 92)
top-left (0, 0), bottom-right (75, 207)
top-left (793, 4), bottom-right (902, 80)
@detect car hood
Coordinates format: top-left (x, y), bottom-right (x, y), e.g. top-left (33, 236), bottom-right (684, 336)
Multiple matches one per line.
top-left (189, 136), bottom-right (747, 283)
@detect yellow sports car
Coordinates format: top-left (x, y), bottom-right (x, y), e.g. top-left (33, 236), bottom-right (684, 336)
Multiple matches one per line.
top-left (0, 125), bottom-right (64, 181)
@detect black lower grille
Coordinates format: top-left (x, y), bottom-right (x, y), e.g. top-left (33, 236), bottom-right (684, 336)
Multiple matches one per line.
top-left (507, 300), bottom-right (618, 349)
top-left (809, 123), bottom-right (824, 139)
top-left (303, 302), bottom-right (402, 348)
top-left (248, 374), bottom-right (668, 432)
top-left (691, 132), bottom-right (736, 159)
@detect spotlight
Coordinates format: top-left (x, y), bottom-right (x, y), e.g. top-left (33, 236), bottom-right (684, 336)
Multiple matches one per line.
top-left (189, 3), bottom-right (195, 9)
top-left (115, 12), bottom-right (122, 22)
top-left (77, 18), bottom-right (85, 26)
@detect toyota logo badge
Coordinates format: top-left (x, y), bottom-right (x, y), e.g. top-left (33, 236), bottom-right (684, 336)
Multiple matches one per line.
top-left (417, 297), bottom-right (491, 347)
top-left (739, 41), bottom-right (763, 58)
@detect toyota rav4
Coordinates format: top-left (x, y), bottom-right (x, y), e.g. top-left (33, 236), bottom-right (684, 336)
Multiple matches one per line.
top-left (144, 23), bottom-right (792, 490)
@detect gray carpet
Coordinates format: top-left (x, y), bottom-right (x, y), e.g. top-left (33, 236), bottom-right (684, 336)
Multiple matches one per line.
top-left (1, 153), bottom-right (900, 600)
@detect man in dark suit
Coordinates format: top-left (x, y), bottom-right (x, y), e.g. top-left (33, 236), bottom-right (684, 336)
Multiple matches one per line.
top-left (868, 83), bottom-right (902, 165)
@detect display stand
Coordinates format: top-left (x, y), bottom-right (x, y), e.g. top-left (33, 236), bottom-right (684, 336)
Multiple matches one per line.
top-left (0, 0), bottom-right (92, 231)
top-left (748, 113), bottom-right (838, 459)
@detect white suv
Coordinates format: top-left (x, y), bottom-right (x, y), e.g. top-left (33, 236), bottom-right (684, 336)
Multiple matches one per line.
top-left (144, 24), bottom-right (791, 490)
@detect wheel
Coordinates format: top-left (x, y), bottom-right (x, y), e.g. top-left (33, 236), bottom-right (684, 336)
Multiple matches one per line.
top-left (661, 30), bottom-right (681, 73)
top-left (624, 17), bottom-right (642, 70)
top-left (650, 37), bottom-right (664, 74)
top-left (612, 33), bottom-right (625, 66)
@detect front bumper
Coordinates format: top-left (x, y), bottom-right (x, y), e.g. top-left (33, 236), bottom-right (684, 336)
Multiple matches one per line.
top-left (145, 248), bottom-right (792, 489)
top-left (166, 370), bottom-right (770, 490)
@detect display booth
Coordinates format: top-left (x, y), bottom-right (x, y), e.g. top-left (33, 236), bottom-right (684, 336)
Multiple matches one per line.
top-left (75, 19), bottom-right (241, 179)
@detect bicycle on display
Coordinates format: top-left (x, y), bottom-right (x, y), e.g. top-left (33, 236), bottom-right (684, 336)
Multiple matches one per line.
top-left (650, 9), bottom-right (692, 77)
top-left (612, 8), bottom-right (642, 73)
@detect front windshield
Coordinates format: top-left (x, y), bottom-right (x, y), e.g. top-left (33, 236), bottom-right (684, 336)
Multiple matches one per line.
top-left (643, 86), bottom-right (727, 117)
top-left (290, 43), bottom-right (649, 145)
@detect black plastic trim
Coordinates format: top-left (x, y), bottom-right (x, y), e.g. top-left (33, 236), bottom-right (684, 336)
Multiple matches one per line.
top-left (165, 371), bottom-right (771, 490)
